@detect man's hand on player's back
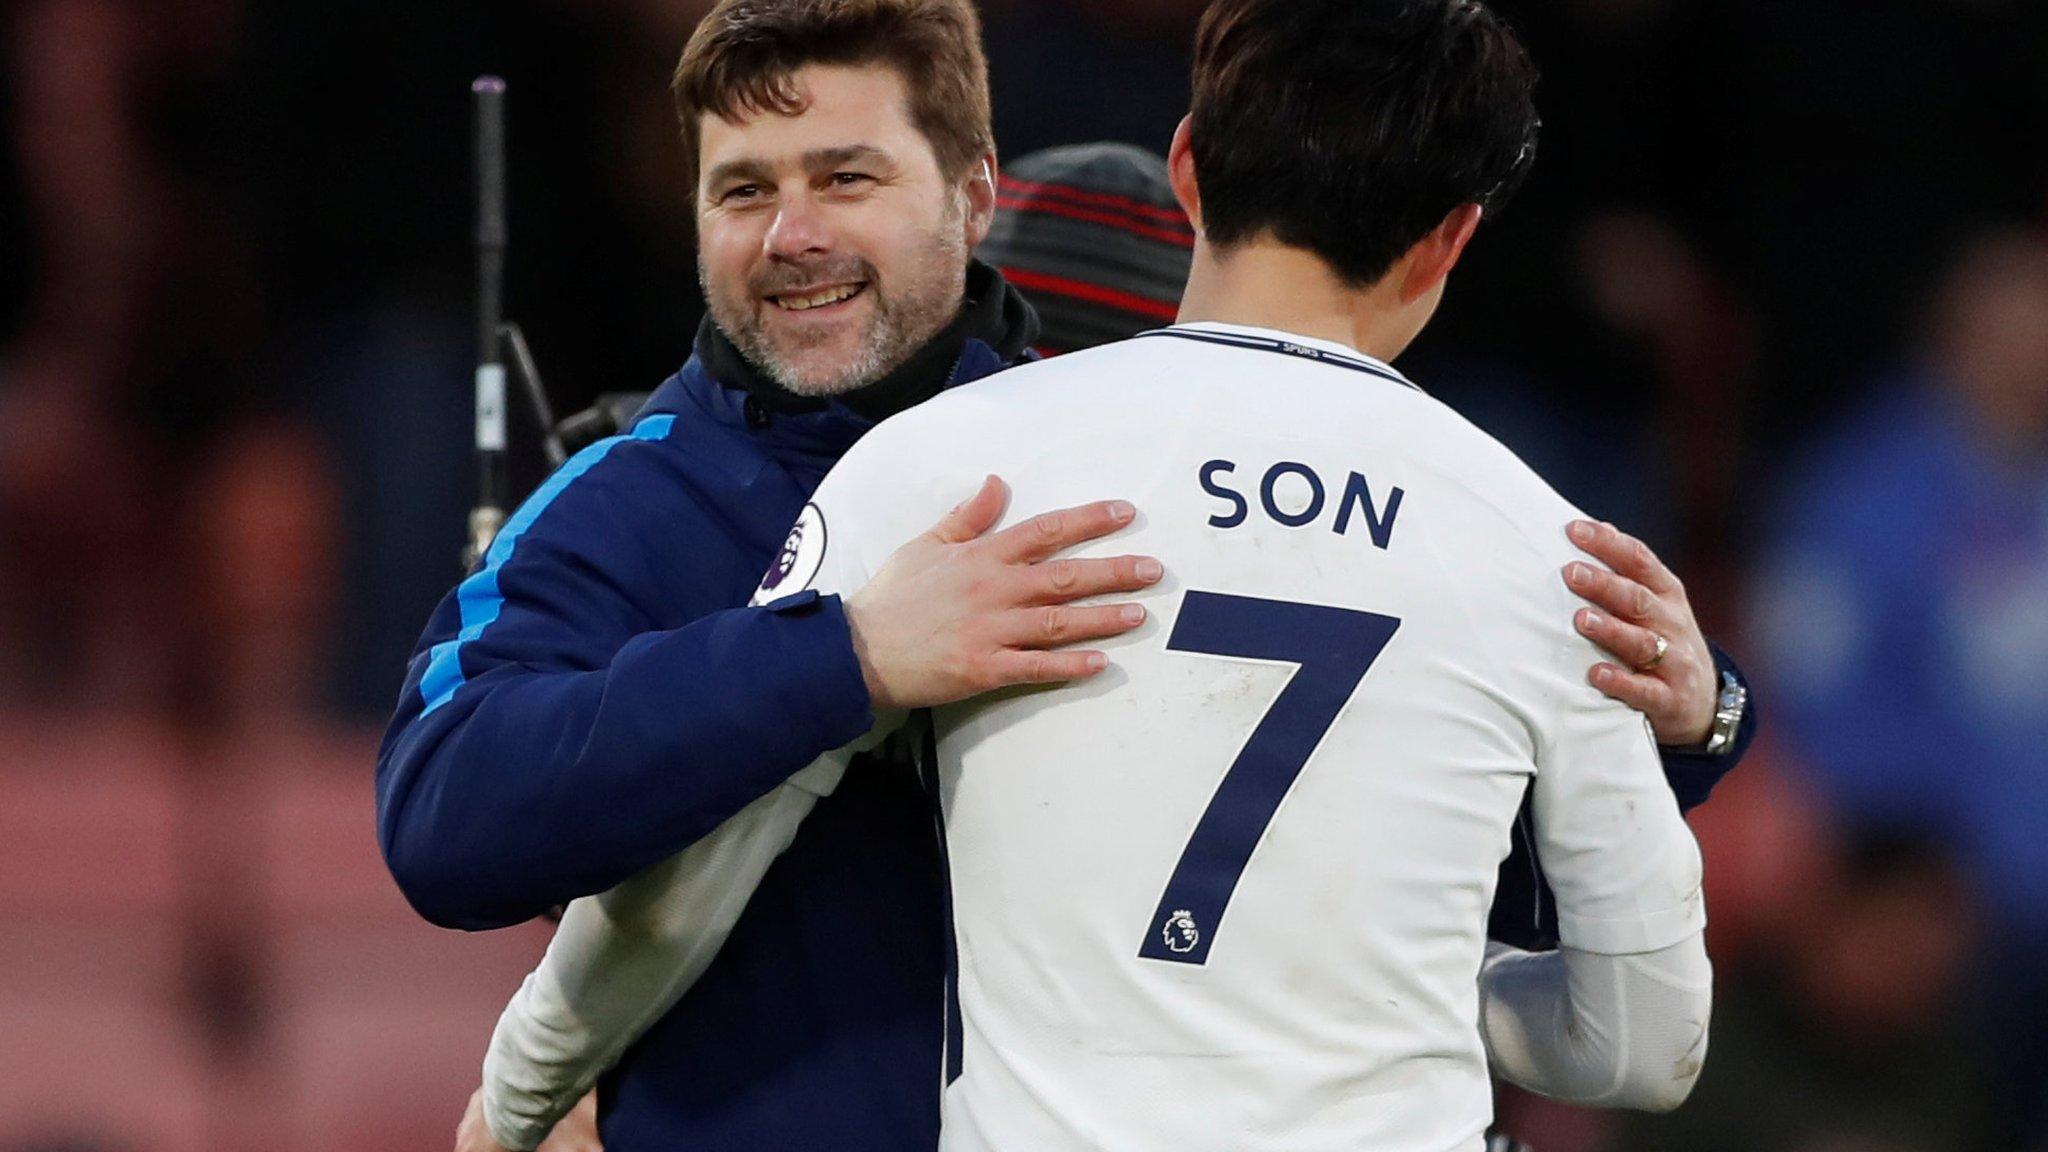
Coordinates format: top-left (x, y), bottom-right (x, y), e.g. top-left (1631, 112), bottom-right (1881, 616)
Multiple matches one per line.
top-left (1561, 519), bottom-right (1719, 746)
top-left (848, 476), bottom-right (1163, 710)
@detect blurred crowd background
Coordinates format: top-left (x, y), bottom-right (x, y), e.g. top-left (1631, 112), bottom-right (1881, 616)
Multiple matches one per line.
top-left (2, 0), bottom-right (2045, 1150)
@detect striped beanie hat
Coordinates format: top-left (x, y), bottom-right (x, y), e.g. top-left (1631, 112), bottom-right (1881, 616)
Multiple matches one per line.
top-left (977, 142), bottom-right (1194, 355)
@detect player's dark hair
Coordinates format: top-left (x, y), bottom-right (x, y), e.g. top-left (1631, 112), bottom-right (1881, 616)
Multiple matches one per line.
top-left (673, 0), bottom-right (993, 198)
top-left (1190, 0), bottom-right (1541, 287)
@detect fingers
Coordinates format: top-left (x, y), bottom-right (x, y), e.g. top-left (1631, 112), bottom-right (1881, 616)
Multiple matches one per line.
top-left (1562, 521), bottom-right (1718, 744)
top-left (996, 602), bottom-right (1149, 650)
top-left (929, 475), bottom-right (1010, 545)
top-left (1588, 662), bottom-right (1676, 716)
top-left (1563, 558), bottom-right (1655, 622)
top-left (986, 647), bottom-right (1115, 686)
top-left (850, 486), bottom-right (1154, 710)
top-left (1016, 554), bottom-right (1164, 605)
top-left (1568, 519), bottom-right (1682, 596)
top-left (985, 498), bottom-right (1138, 563)
top-left (1575, 607), bottom-right (1665, 671)
top-left (921, 603), bottom-right (1147, 699)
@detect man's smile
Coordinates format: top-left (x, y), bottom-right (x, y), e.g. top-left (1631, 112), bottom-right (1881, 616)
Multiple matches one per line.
top-left (767, 282), bottom-right (870, 312)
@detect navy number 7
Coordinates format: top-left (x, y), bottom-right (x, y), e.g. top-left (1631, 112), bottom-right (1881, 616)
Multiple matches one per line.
top-left (1139, 591), bottom-right (1401, 966)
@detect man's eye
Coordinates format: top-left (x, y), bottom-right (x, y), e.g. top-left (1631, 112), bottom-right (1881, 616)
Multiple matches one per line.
top-left (829, 172), bottom-right (874, 189)
top-left (723, 184), bottom-right (764, 204)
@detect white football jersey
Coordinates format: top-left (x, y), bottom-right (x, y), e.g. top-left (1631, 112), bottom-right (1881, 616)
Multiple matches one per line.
top-left (779, 322), bottom-right (1705, 1152)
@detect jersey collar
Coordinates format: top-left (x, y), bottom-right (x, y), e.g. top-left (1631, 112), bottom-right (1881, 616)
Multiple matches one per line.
top-left (1137, 322), bottom-right (1421, 393)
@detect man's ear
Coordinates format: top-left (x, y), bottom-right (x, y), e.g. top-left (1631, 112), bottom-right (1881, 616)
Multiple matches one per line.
top-left (1399, 204), bottom-right (1484, 305)
top-left (963, 151), bottom-right (999, 249)
top-left (1167, 116), bottom-right (1203, 232)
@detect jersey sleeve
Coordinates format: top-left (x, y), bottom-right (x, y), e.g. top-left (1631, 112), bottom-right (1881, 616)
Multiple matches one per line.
top-left (1528, 624), bottom-right (1707, 957)
top-left (1478, 934), bottom-right (1711, 1111)
top-left (1489, 640), bottom-right (1756, 953)
top-left (481, 760), bottom-right (846, 1150)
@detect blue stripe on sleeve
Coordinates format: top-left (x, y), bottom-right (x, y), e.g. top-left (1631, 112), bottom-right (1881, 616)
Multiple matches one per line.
top-left (418, 414), bottom-right (678, 716)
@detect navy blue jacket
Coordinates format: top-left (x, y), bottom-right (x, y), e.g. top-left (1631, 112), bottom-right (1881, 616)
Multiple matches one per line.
top-left (377, 365), bottom-right (880, 931)
top-left (378, 286), bottom-right (1036, 1148)
top-left (378, 310), bottom-right (1754, 1150)
top-left (379, 359), bottom-right (947, 1149)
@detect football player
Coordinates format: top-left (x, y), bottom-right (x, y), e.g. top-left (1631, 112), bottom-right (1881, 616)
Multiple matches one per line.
top-left (474, 3), bottom-right (1714, 1151)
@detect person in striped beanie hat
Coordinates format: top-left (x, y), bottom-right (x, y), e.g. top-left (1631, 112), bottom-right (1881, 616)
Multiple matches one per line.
top-left (977, 142), bottom-right (1194, 355)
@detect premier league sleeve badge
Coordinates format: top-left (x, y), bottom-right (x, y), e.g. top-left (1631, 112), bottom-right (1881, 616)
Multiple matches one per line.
top-left (752, 503), bottom-right (830, 604)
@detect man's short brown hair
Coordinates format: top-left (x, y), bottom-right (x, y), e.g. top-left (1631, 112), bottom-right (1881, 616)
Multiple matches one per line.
top-left (673, 0), bottom-right (995, 196)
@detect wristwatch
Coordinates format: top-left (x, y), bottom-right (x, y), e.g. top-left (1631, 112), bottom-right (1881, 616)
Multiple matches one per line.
top-left (1675, 669), bottom-right (1747, 756)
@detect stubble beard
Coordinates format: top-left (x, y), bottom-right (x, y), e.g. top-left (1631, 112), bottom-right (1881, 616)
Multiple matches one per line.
top-left (704, 202), bottom-right (970, 399)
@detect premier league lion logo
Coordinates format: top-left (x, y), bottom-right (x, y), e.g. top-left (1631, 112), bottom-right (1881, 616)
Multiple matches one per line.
top-left (1162, 909), bottom-right (1200, 955)
top-left (762, 521), bottom-right (805, 592)
top-left (752, 503), bottom-right (828, 603)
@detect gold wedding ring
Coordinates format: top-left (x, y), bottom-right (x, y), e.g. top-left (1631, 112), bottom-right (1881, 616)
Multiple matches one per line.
top-left (1641, 632), bottom-right (1670, 671)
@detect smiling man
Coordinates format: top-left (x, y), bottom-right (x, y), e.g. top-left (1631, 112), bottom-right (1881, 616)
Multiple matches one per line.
top-left (380, 3), bottom-right (1168, 1151)
top-left (695, 76), bottom-right (987, 395)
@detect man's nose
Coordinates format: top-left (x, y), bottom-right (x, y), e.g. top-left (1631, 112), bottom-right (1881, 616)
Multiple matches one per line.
top-left (764, 192), bottom-right (833, 261)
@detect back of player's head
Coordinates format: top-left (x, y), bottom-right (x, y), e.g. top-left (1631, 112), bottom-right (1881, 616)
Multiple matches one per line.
top-left (978, 143), bottom-right (1194, 354)
top-left (1189, 0), bottom-right (1541, 288)
top-left (672, 0), bottom-right (994, 195)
